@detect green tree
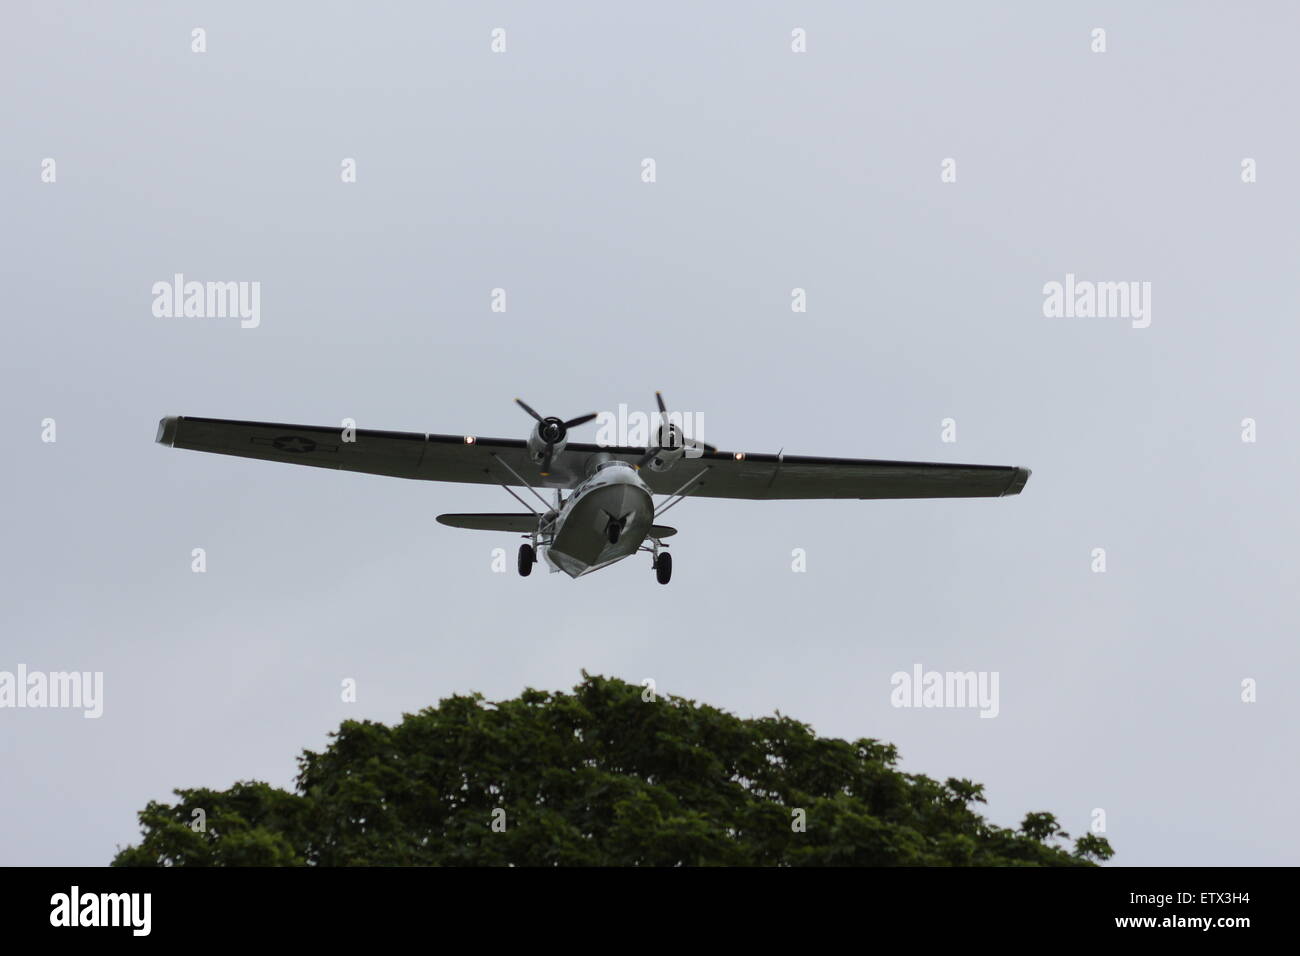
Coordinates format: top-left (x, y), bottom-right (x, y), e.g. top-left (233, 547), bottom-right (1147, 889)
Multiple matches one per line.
top-left (113, 674), bottom-right (1113, 866)
top-left (1072, 833), bottom-right (1117, 864)
top-left (1019, 811), bottom-right (1070, 845)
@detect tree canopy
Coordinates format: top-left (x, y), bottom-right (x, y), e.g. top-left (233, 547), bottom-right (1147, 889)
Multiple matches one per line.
top-left (113, 673), bottom-right (1113, 866)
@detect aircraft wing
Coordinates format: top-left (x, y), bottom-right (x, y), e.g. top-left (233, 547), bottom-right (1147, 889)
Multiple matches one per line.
top-left (156, 416), bottom-right (1028, 499)
top-left (615, 449), bottom-right (1031, 500)
top-left (157, 416), bottom-right (541, 486)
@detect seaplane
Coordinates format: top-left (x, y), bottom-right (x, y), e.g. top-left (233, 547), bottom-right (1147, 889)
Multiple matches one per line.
top-left (155, 393), bottom-right (1030, 584)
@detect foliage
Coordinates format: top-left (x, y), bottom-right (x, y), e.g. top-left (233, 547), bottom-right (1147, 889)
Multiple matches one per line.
top-left (113, 674), bottom-right (1112, 866)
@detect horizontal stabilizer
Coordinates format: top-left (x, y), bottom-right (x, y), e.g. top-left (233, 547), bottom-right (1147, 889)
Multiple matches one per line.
top-left (437, 513), bottom-right (677, 538)
top-left (437, 513), bottom-right (538, 533)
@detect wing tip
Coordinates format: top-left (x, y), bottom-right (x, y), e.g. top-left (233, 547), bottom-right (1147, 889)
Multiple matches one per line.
top-left (1002, 467), bottom-right (1032, 496)
top-left (156, 415), bottom-right (180, 446)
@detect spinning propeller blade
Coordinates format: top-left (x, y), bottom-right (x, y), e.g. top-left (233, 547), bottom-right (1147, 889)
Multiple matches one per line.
top-left (515, 398), bottom-right (544, 422)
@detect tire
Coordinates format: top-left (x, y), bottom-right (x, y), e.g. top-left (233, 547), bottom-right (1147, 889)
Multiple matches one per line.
top-left (607, 521), bottom-right (621, 544)
top-left (518, 543), bottom-right (535, 577)
top-left (655, 551), bottom-right (672, 585)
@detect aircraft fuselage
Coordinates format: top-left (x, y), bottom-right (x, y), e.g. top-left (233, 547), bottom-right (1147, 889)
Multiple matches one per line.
top-left (544, 458), bottom-right (653, 578)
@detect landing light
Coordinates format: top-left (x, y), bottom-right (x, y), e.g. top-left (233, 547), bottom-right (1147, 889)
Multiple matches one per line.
top-left (464, 436), bottom-right (476, 444)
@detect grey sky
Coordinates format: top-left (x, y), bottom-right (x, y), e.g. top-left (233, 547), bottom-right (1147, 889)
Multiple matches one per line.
top-left (2, 2), bottom-right (1297, 866)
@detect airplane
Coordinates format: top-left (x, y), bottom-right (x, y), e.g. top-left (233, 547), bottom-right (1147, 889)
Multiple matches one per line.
top-left (155, 393), bottom-right (1031, 584)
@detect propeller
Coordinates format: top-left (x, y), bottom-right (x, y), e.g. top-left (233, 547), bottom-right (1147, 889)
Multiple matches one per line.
top-left (516, 399), bottom-right (597, 475)
top-left (636, 391), bottom-right (716, 468)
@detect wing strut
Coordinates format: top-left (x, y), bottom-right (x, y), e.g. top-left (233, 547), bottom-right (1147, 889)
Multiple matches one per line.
top-left (653, 467), bottom-right (711, 520)
top-left (488, 452), bottom-right (553, 512)
top-left (487, 474), bottom-right (541, 516)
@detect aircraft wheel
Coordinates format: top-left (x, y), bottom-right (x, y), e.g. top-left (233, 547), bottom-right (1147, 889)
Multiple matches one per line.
top-left (518, 543), bottom-right (535, 577)
top-left (607, 521), bottom-right (621, 544)
top-left (655, 551), bottom-right (672, 585)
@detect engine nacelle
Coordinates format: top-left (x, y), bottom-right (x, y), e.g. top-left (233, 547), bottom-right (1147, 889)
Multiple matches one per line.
top-left (645, 447), bottom-right (683, 472)
top-left (646, 422), bottom-right (688, 471)
top-left (527, 417), bottom-right (569, 464)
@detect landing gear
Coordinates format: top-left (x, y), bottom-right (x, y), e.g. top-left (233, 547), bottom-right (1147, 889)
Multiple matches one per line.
top-left (518, 543), bottom-right (535, 577)
top-left (606, 520), bottom-right (621, 544)
top-left (654, 551), bottom-right (672, 585)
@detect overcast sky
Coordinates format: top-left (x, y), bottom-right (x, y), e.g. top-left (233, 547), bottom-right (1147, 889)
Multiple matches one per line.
top-left (3, 1), bottom-right (1297, 866)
